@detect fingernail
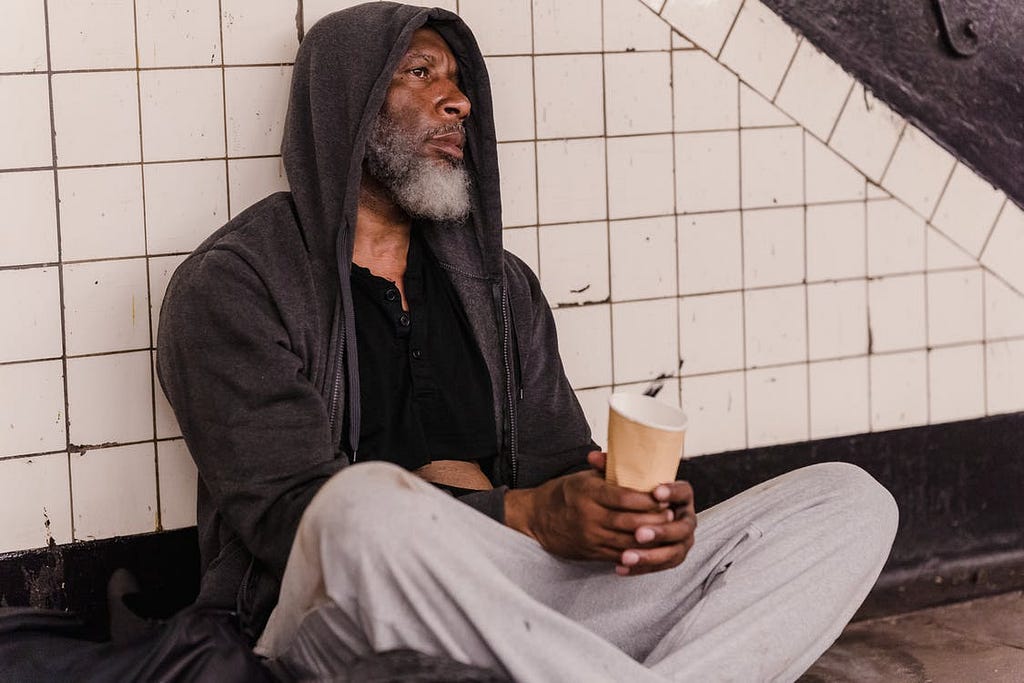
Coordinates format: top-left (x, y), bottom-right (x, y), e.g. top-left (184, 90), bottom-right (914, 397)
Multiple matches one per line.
top-left (665, 509), bottom-right (674, 522)
top-left (622, 550), bottom-right (640, 566)
top-left (636, 527), bottom-right (655, 543)
top-left (615, 565), bottom-right (630, 576)
top-left (654, 485), bottom-right (670, 500)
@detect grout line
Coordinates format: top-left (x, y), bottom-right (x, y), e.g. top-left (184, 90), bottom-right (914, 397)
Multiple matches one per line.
top-left (716, 0), bottom-right (746, 61)
top-left (0, 62), bottom-right (299, 77)
top-left (528, 0), bottom-right (541, 277)
top-left (0, 153), bottom-right (282, 176)
top-left (981, 271), bottom-right (990, 416)
top-left (0, 252), bottom-right (190, 273)
top-left (825, 81), bottom-right (855, 145)
top-left (669, 23), bottom-right (683, 408)
top-left (771, 36), bottom-right (802, 103)
top-left (218, 0), bottom-right (231, 221)
top-left (802, 130), bottom-right (812, 436)
top-left (877, 121), bottom-right (907, 186)
top-left (735, 74), bottom-right (750, 450)
top-left (599, 0), bottom-right (617, 388)
top-left (928, 161), bottom-right (959, 225)
top-left (977, 197), bottom-right (1008, 259)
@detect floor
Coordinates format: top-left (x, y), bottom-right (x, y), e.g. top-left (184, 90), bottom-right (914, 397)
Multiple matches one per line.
top-left (801, 591), bottom-right (1024, 682)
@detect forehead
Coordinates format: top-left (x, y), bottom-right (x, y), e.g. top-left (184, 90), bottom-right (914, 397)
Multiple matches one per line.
top-left (400, 27), bottom-right (456, 64)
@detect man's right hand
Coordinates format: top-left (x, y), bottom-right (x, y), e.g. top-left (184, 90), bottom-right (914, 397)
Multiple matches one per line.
top-left (504, 453), bottom-right (695, 573)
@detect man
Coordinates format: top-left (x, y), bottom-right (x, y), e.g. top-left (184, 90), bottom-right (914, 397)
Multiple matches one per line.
top-left (157, 3), bottom-right (898, 681)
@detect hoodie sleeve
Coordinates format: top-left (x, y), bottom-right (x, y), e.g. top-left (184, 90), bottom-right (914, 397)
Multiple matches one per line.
top-left (157, 247), bottom-right (344, 579)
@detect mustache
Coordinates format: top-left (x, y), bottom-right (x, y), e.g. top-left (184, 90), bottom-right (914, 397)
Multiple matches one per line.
top-left (423, 122), bottom-right (465, 140)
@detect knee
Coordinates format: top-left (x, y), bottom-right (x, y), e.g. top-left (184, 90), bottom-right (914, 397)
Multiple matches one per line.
top-left (802, 462), bottom-right (899, 546)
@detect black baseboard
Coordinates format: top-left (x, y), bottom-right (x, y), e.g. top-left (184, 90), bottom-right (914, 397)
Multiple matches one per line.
top-left (2, 412), bottom-right (1022, 629)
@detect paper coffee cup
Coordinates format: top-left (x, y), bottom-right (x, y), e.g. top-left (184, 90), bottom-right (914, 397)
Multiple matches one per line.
top-left (606, 393), bottom-right (687, 491)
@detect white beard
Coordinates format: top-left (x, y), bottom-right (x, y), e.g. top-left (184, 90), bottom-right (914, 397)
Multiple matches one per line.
top-left (364, 112), bottom-right (473, 223)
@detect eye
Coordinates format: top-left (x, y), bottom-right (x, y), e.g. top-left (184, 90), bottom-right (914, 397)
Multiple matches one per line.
top-left (409, 66), bottom-right (429, 79)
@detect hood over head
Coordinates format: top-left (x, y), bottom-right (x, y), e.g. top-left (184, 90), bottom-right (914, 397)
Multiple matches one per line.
top-left (281, 2), bottom-right (504, 454)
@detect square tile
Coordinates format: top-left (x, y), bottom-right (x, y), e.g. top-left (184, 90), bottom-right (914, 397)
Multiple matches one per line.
top-left (532, 0), bottom-right (602, 54)
top-left (774, 41), bottom-right (853, 141)
top-left (71, 443), bottom-right (157, 540)
top-left (302, 0), bottom-right (389, 29)
top-left (680, 371), bottom-right (746, 456)
top-left (538, 222), bottom-right (609, 307)
top-left (67, 351), bottom-right (153, 446)
top-left (0, 454), bottom-right (72, 553)
top-left (809, 357), bottom-right (869, 439)
top-left (225, 66), bottom-right (292, 156)
top-left (228, 157), bottom-right (290, 217)
top-left (806, 202), bottom-right (865, 281)
top-left (604, 52), bottom-right (673, 136)
top-left (52, 71), bottom-right (141, 166)
top-left (459, 0), bottom-right (533, 55)
top-left (679, 292), bottom-right (744, 375)
top-left (0, 361), bottom-right (66, 458)
top-left (58, 165), bottom-right (146, 260)
top-left (829, 84), bottom-right (905, 182)
top-left (929, 344), bottom-right (985, 423)
top-left (221, 0), bottom-right (299, 64)
top-left (980, 202), bottom-right (1024, 293)
top-left (984, 272), bottom-right (1024, 340)
top-left (742, 206), bottom-right (804, 288)
top-left (48, 0), bottom-right (135, 70)
top-left (145, 161), bottom-right (227, 254)
top-left (986, 339), bottom-right (1024, 414)
top-left (745, 285), bottom-right (807, 367)
top-left (157, 440), bottom-right (197, 530)
top-left (660, 0), bottom-right (743, 56)
top-left (497, 142), bottom-right (537, 227)
top-left (881, 126), bottom-right (956, 219)
top-left (486, 56), bottom-right (535, 142)
top-left (678, 211), bottom-right (742, 295)
top-left (739, 83), bottom-right (793, 128)
top-left (931, 163), bottom-right (1005, 256)
top-left (614, 378), bottom-right (681, 411)
top-left (612, 298), bottom-right (679, 384)
top-left (610, 216), bottom-right (677, 301)
top-left (502, 226), bottom-right (539, 276)
top-left (534, 54), bottom-right (604, 138)
top-left (867, 274), bottom-right (926, 352)
top-left (746, 364), bottom-right (809, 447)
top-left (927, 227), bottom-right (975, 271)
top-left (136, 0), bottom-right (222, 68)
top-left (140, 68), bottom-right (225, 162)
top-left (536, 138), bottom-right (606, 224)
top-left (154, 352), bottom-right (182, 439)
top-left (1, 0), bottom-right (48, 72)
top-left (63, 259), bottom-right (151, 356)
top-left (552, 304), bottom-right (612, 388)
top-left (870, 350), bottom-right (928, 431)
top-left (719, 1), bottom-right (800, 99)
top-left (0, 75), bottom-right (53, 168)
top-left (0, 267), bottom-right (63, 363)
top-left (807, 280), bottom-right (868, 360)
top-left (805, 133), bottom-right (866, 204)
top-left (672, 50), bottom-right (738, 132)
top-left (675, 131), bottom-right (740, 213)
top-left (607, 134), bottom-right (674, 219)
top-left (867, 199), bottom-right (925, 277)
top-left (575, 386), bottom-right (613, 449)
top-left (0, 171), bottom-right (58, 266)
top-left (740, 127), bottom-right (803, 209)
top-left (927, 269), bottom-right (983, 346)
top-left (604, 0), bottom-right (670, 52)
top-left (149, 254), bottom-right (188, 338)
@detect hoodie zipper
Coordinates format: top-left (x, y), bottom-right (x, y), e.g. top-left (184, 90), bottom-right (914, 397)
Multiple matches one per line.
top-left (498, 281), bottom-right (520, 488)
top-left (327, 299), bottom-right (346, 457)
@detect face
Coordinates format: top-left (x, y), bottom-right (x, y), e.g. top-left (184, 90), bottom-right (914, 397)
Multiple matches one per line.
top-left (364, 28), bottom-right (474, 223)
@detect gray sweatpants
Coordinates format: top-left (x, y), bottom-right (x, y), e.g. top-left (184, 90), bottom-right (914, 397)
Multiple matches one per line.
top-left (256, 461), bottom-right (897, 682)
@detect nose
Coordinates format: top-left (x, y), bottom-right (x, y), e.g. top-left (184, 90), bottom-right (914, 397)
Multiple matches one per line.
top-left (439, 79), bottom-right (471, 120)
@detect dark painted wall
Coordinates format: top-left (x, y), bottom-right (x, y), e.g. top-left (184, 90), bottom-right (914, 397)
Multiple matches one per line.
top-left (763, 0), bottom-right (1024, 209)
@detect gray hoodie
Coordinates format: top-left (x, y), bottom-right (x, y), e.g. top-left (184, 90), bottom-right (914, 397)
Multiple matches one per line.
top-left (157, 2), bottom-right (595, 640)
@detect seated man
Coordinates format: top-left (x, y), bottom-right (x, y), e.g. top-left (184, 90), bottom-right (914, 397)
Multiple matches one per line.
top-left (156, 3), bottom-right (898, 681)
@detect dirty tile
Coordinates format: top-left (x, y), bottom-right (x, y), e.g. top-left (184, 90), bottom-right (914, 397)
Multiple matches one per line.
top-left (805, 134), bottom-right (866, 204)
top-left (931, 163), bottom-right (1005, 256)
top-left (0, 171), bottom-right (58, 267)
top-left (867, 274), bottom-right (926, 352)
top-left (743, 206), bottom-right (804, 289)
top-left (58, 165), bottom-right (146, 261)
top-left (746, 363), bottom-right (809, 447)
top-left (719, 1), bottom-right (800, 99)
top-left (71, 443), bottom-right (157, 540)
top-left (1, 0), bottom-right (48, 72)
top-left (606, 134), bottom-right (674, 219)
top-left (52, 71), bottom-right (141, 167)
top-left (225, 66), bottom-right (292, 157)
top-left (0, 360), bottom-right (66, 458)
top-left (829, 84), bottom-right (905, 183)
top-left (66, 351), bottom-right (153, 446)
top-left (612, 298), bottom-right (679, 384)
top-left (610, 216), bottom-right (677, 301)
top-left (0, 267), bottom-right (63, 363)
top-left (0, 75), bottom-right (51, 169)
top-left (604, 0), bottom-right (670, 52)
top-left (741, 127), bottom-right (803, 209)
top-left (553, 304), bottom-right (612, 389)
top-left (538, 221), bottom-right (609, 307)
top-left (458, 0), bottom-right (533, 56)
top-left (679, 292), bottom-right (744, 376)
top-left (63, 258), bottom-right (151, 356)
top-left (660, 0), bottom-right (743, 56)
top-left (137, 0), bottom-right (222, 68)
top-left (739, 83), bottom-right (792, 128)
top-left (809, 356), bottom-right (869, 439)
top-left (0, 454), bottom-right (72, 553)
top-left (140, 68), bottom-right (225, 162)
top-left (48, 0), bottom-right (135, 70)
top-left (604, 52), bottom-right (673, 136)
top-left (929, 343), bottom-right (985, 423)
top-left (680, 371), bottom-right (746, 456)
top-left (807, 280), bottom-right (868, 361)
top-left (675, 131), bottom-right (740, 213)
top-left (881, 126), bottom-right (956, 220)
top-left (867, 199), bottom-right (925, 277)
top-left (221, 0), bottom-right (299, 65)
top-left (678, 211), bottom-right (743, 296)
top-left (806, 202), bottom-right (865, 282)
top-left (870, 350), bottom-right (928, 431)
top-left (927, 269), bottom-right (983, 347)
top-left (775, 40), bottom-right (853, 141)
top-left (674, 52), bottom-right (741, 132)
top-left (532, 0), bottom-right (602, 54)
top-left (536, 138), bottom-right (606, 224)
top-left (534, 54), bottom-right (605, 138)
top-left (745, 285), bottom-right (807, 367)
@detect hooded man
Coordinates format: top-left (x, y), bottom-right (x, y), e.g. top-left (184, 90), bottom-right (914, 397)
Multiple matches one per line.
top-left (157, 3), bottom-right (898, 681)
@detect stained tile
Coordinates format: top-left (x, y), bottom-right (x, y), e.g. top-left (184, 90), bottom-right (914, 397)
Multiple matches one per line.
top-left (805, 133), bottom-right (866, 204)
top-left (719, 1), bottom-right (800, 99)
top-left (680, 371), bottom-right (746, 456)
top-left (870, 350), bottom-right (928, 431)
top-left (0, 171), bottom-right (58, 267)
top-left (679, 292), bottom-right (744, 376)
top-left (610, 217), bottom-right (677, 301)
top-left (984, 272), bottom-right (1024, 340)
top-left (58, 166), bottom-right (146, 261)
top-left (604, 0), bottom-right (670, 52)
top-left (612, 298), bottom-right (679, 384)
top-left (458, 0), bottom-right (533, 56)
top-left (931, 164), bottom-right (1005, 257)
top-left (497, 142), bottom-right (537, 227)
top-left (673, 50), bottom-right (738, 132)
top-left (739, 83), bottom-right (792, 128)
top-left (745, 285), bottom-right (807, 367)
top-left (867, 199), bottom-right (925, 277)
top-left (746, 364), bottom-right (809, 447)
top-left (678, 211), bottom-right (742, 295)
top-left (675, 131), bottom-right (740, 213)
top-left (539, 222), bottom-right (609, 307)
top-left (881, 126), bottom-right (956, 219)
top-left (71, 443), bottom-right (157, 540)
top-left (534, 54), bottom-right (604, 138)
top-left (63, 259), bottom-right (151, 356)
top-left (228, 157), bottom-right (290, 218)
top-left (0, 267), bottom-right (63, 363)
top-left (809, 357), bottom-right (869, 439)
top-left (743, 206), bottom-right (804, 288)
top-left (741, 127), bottom-right (803, 209)
top-left (552, 304), bottom-right (612, 389)
top-left (48, 0), bottom-right (135, 70)
top-left (0, 454), bottom-right (72, 553)
top-left (532, 0), bottom-right (602, 54)
top-left (221, 0), bottom-right (299, 64)
top-left (157, 440), bottom-right (198, 530)
top-left (775, 40), bottom-right (853, 141)
top-left (929, 344), bottom-right (985, 423)
top-left (145, 161), bottom-right (227, 255)
top-left (807, 280), bottom-right (868, 361)
top-left (486, 56), bottom-right (535, 142)
top-left (0, 76), bottom-right (52, 169)
top-left (52, 71), bottom-right (141, 167)
top-left (660, 0), bottom-right (743, 56)
top-left (140, 68), bottom-right (225, 162)
top-left (225, 66), bottom-right (292, 156)
top-left (1, 0), bottom-right (48, 72)
top-left (806, 202), bottom-right (865, 282)
top-left (927, 269), bottom-right (983, 347)
top-left (66, 351), bottom-right (153, 446)
top-left (986, 339), bottom-right (1024, 414)
top-left (0, 361), bottom-right (65, 458)
top-left (980, 201), bottom-right (1024, 293)
top-left (829, 84), bottom-right (905, 183)
top-left (607, 135), bottom-right (674, 219)
top-left (604, 52), bottom-right (673, 136)
top-left (137, 0), bottom-right (222, 68)
top-left (536, 139), bottom-right (606, 224)
top-left (867, 274), bottom-right (926, 352)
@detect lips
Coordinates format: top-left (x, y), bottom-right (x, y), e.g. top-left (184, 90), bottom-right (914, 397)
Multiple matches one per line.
top-left (428, 130), bottom-right (464, 160)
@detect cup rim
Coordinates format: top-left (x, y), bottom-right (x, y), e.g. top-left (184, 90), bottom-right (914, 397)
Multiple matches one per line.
top-left (608, 393), bottom-right (688, 432)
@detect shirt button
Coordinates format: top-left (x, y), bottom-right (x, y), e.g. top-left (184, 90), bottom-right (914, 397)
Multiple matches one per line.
top-left (399, 313), bottom-right (410, 327)
top-left (385, 288), bottom-right (399, 301)
top-left (412, 349), bottom-right (423, 360)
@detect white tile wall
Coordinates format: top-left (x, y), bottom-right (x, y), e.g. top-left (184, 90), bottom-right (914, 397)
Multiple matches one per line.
top-left (2, 0), bottom-right (1024, 552)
